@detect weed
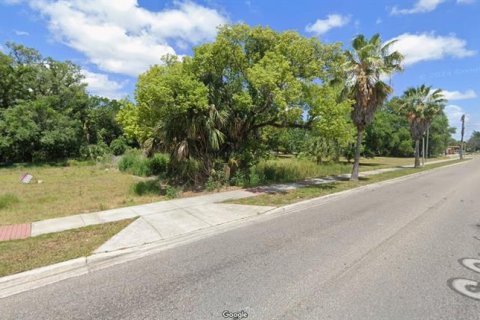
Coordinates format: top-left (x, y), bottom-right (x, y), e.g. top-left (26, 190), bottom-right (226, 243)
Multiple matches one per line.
top-left (130, 180), bottom-right (162, 196)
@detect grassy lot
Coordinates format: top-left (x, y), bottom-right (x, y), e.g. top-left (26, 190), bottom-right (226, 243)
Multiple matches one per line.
top-left (0, 156), bottom-right (449, 225)
top-left (0, 219), bottom-right (133, 277)
top-left (0, 163), bottom-right (165, 225)
top-left (228, 159), bottom-right (464, 207)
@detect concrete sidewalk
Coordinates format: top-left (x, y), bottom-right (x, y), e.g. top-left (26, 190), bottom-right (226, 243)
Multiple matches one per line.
top-left (0, 157), bottom-right (459, 242)
top-left (30, 190), bottom-right (258, 237)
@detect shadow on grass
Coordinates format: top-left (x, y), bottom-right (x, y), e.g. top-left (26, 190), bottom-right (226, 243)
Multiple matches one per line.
top-left (247, 181), bottom-right (339, 195)
top-left (0, 159), bottom-right (95, 169)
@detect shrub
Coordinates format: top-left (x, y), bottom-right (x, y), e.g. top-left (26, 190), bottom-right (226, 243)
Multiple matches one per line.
top-left (130, 180), bottom-right (162, 196)
top-left (80, 142), bottom-right (111, 161)
top-left (110, 137), bottom-right (128, 156)
top-left (148, 153), bottom-right (169, 176)
top-left (205, 166), bottom-right (228, 191)
top-left (168, 158), bottom-right (202, 184)
top-left (0, 193), bottom-right (20, 210)
top-left (246, 158), bottom-right (351, 185)
top-left (119, 150), bottom-right (170, 177)
top-left (229, 168), bottom-right (261, 187)
top-left (165, 185), bottom-right (182, 199)
top-left (118, 150), bottom-right (151, 176)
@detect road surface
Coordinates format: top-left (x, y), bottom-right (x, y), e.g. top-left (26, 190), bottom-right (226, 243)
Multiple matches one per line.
top-left (1, 158), bottom-right (480, 319)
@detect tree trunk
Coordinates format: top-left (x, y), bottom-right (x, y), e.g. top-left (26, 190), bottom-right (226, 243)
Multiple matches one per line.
top-left (351, 129), bottom-right (363, 180)
top-left (414, 139), bottom-right (421, 168)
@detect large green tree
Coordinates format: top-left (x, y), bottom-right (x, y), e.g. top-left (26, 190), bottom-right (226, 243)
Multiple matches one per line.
top-left (0, 42), bottom-right (125, 162)
top-left (427, 112), bottom-right (455, 156)
top-left (398, 85), bottom-right (446, 167)
top-left (343, 34), bottom-right (403, 180)
top-left (119, 24), bottom-right (347, 183)
top-left (364, 103), bottom-right (414, 157)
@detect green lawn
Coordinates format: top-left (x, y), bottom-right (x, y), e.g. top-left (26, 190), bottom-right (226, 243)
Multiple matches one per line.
top-left (227, 159), bottom-right (464, 207)
top-left (0, 163), bottom-right (166, 225)
top-left (0, 219), bottom-right (133, 277)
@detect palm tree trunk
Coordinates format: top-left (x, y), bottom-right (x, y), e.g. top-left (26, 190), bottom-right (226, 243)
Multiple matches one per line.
top-left (414, 139), bottom-right (421, 168)
top-left (351, 128), bottom-right (363, 180)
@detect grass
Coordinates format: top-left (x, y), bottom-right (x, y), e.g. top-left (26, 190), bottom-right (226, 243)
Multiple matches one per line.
top-left (227, 159), bottom-right (465, 207)
top-left (247, 156), bottom-right (445, 186)
top-left (0, 219), bottom-right (133, 277)
top-left (0, 193), bottom-right (20, 210)
top-left (0, 156), bottom-right (448, 225)
top-left (0, 163), bottom-right (165, 225)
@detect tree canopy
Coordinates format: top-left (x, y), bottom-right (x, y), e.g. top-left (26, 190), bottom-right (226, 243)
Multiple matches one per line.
top-left (0, 43), bottom-right (125, 162)
top-left (118, 24), bottom-right (352, 182)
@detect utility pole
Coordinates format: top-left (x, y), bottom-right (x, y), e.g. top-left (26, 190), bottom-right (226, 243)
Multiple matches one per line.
top-left (460, 114), bottom-right (465, 160)
top-left (426, 127), bottom-right (430, 159)
top-left (422, 136), bottom-right (425, 166)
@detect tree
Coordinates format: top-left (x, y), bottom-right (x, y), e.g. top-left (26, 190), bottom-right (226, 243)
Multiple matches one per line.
top-left (306, 85), bottom-right (354, 162)
top-left (364, 102), bottom-right (414, 157)
top-left (398, 85), bottom-right (446, 167)
top-left (427, 112), bottom-right (455, 156)
top-left (0, 42), bottom-right (125, 162)
top-left (0, 98), bottom-right (81, 162)
top-left (467, 131), bottom-right (480, 152)
top-left (119, 25), bottom-right (346, 183)
top-left (343, 34), bottom-right (403, 180)
top-left (0, 43), bottom-right (41, 109)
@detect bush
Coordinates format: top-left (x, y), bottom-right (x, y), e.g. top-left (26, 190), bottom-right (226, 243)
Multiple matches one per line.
top-left (165, 185), bottom-right (182, 199)
top-left (168, 158), bottom-right (202, 184)
top-left (205, 166), bottom-right (228, 191)
top-left (148, 153), bottom-right (169, 176)
top-left (110, 137), bottom-right (128, 156)
top-left (80, 142), bottom-right (111, 161)
top-left (238, 158), bottom-right (352, 186)
top-left (118, 150), bottom-right (170, 177)
top-left (130, 180), bottom-right (162, 196)
top-left (118, 150), bottom-right (151, 176)
top-left (229, 168), bottom-right (261, 187)
top-left (0, 193), bottom-right (20, 210)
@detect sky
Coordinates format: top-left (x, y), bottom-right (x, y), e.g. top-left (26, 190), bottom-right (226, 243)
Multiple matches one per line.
top-left (0, 0), bottom-right (479, 139)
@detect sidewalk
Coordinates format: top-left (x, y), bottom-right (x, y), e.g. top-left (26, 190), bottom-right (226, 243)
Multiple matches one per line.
top-left (0, 157), bottom-right (458, 242)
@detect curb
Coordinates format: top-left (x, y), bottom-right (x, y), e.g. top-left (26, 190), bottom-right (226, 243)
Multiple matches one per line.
top-left (264, 159), bottom-right (470, 217)
top-left (0, 158), bottom-right (470, 299)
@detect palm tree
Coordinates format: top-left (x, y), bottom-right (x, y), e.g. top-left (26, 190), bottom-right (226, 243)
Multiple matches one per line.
top-left (344, 34), bottom-right (403, 180)
top-left (398, 85), bottom-right (446, 167)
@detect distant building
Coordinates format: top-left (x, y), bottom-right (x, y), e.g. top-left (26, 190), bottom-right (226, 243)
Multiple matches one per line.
top-left (445, 145), bottom-right (460, 155)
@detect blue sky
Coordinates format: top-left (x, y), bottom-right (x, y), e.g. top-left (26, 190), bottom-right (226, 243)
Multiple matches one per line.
top-left (0, 0), bottom-right (479, 139)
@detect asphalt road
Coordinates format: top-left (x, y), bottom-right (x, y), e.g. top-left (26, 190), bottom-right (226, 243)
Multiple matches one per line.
top-left (1, 158), bottom-right (480, 320)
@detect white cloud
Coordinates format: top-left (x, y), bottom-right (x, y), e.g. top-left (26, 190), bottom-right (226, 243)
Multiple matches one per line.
top-left (391, 0), bottom-right (446, 14)
top-left (306, 14), bottom-right (350, 35)
top-left (81, 69), bottom-right (127, 100)
top-left (388, 33), bottom-right (476, 65)
top-left (22, 0), bottom-right (228, 76)
top-left (14, 30), bottom-right (29, 36)
top-left (442, 89), bottom-right (477, 100)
